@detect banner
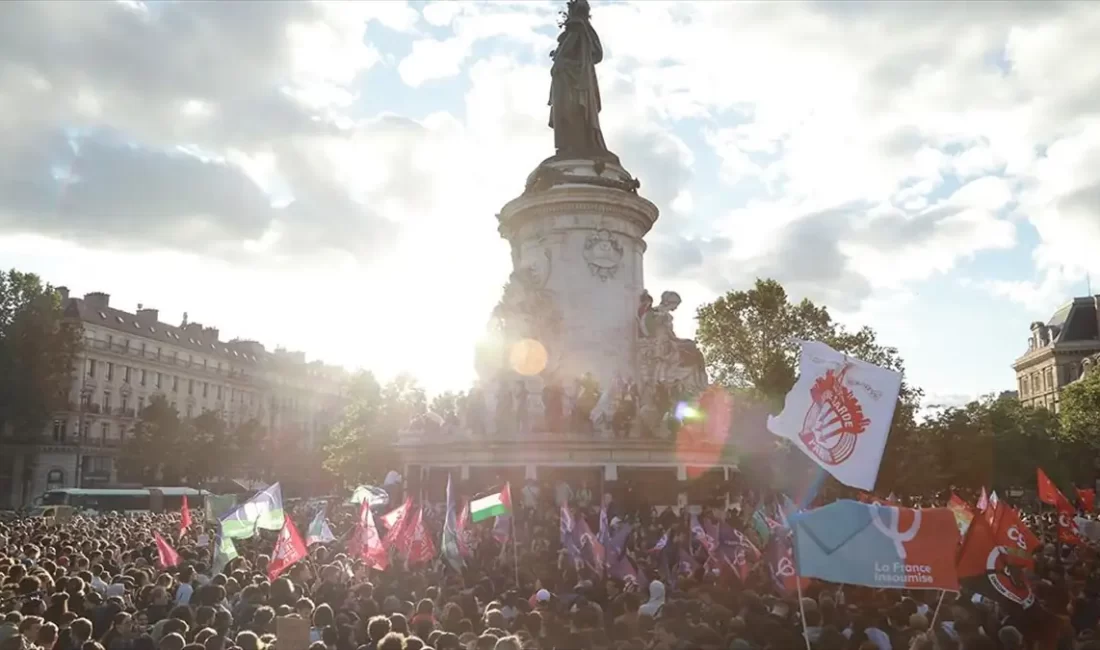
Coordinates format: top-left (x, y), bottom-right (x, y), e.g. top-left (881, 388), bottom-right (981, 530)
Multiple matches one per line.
top-left (791, 500), bottom-right (959, 590)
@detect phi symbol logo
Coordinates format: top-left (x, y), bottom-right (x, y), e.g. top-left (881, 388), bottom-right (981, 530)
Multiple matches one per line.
top-left (870, 505), bottom-right (921, 559)
top-left (1007, 526), bottom-right (1028, 550)
top-left (798, 366), bottom-right (872, 466)
top-left (776, 556), bottom-right (795, 577)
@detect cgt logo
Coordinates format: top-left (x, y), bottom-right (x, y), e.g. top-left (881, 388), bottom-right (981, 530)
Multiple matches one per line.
top-left (1006, 526), bottom-right (1028, 551)
top-left (986, 545), bottom-right (1035, 608)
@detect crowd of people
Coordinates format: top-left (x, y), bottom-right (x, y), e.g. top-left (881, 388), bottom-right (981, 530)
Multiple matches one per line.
top-left (0, 479), bottom-right (1096, 650)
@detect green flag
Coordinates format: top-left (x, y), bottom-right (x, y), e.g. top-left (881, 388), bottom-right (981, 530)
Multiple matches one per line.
top-left (220, 483), bottom-right (285, 539)
top-left (204, 494), bottom-right (239, 524)
top-left (212, 528), bottom-right (238, 574)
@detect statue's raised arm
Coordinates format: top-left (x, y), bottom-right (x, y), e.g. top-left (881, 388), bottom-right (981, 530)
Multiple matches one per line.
top-left (548, 0), bottom-right (612, 159)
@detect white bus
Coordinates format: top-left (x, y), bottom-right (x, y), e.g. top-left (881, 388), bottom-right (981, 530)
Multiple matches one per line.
top-left (38, 487), bottom-right (207, 513)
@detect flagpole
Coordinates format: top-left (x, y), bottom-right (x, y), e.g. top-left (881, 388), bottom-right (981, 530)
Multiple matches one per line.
top-left (929, 590), bottom-right (946, 628)
top-left (510, 512), bottom-right (519, 588)
top-left (795, 573), bottom-right (811, 650)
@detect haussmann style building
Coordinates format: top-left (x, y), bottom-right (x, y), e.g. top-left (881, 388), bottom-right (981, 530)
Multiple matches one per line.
top-left (0, 288), bottom-right (348, 508)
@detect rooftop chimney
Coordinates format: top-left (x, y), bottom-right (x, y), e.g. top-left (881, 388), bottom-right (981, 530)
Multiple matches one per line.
top-left (137, 307), bottom-right (160, 325)
top-left (56, 286), bottom-right (70, 301)
top-left (83, 292), bottom-right (110, 309)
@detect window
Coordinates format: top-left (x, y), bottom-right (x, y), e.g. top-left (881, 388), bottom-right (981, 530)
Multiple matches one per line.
top-left (217, 385), bottom-right (223, 400)
top-left (156, 372), bottom-right (162, 389)
top-left (138, 396), bottom-right (145, 412)
top-left (102, 391), bottom-right (111, 412)
top-left (123, 366), bottom-right (131, 383)
top-left (106, 362), bottom-right (114, 381)
top-left (87, 359), bottom-right (97, 378)
top-left (140, 369), bottom-right (147, 386)
top-left (172, 376), bottom-right (179, 392)
top-left (186, 404), bottom-right (193, 418)
top-left (188, 379), bottom-right (194, 395)
top-left (100, 422), bottom-right (109, 439)
top-left (157, 346), bottom-right (162, 360)
top-left (202, 382), bottom-right (208, 398)
top-left (46, 469), bottom-right (64, 491)
top-left (1019, 377), bottom-right (1027, 397)
top-left (52, 420), bottom-right (66, 442)
top-left (121, 396), bottom-right (128, 412)
top-left (107, 334), bottom-right (113, 347)
top-left (141, 342), bottom-right (147, 356)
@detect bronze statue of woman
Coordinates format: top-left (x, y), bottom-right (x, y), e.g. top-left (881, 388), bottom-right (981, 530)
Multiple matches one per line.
top-left (548, 0), bottom-right (613, 159)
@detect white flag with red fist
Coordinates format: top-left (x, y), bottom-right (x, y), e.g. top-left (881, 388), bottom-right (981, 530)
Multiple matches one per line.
top-left (767, 341), bottom-right (902, 491)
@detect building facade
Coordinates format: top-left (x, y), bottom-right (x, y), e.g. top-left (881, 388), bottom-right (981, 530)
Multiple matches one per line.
top-left (1012, 295), bottom-right (1100, 412)
top-left (0, 289), bottom-right (348, 508)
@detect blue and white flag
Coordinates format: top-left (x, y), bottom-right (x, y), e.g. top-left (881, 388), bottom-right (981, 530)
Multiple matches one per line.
top-left (306, 509), bottom-right (335, 546)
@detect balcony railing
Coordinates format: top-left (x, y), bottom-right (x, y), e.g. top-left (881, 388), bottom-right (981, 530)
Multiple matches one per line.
top-left (83, 337), bottom-right (257, 383)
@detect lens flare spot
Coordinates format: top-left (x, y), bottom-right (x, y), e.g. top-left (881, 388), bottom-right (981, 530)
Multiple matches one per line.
top-left (509, 338), bottom-right (547, 376)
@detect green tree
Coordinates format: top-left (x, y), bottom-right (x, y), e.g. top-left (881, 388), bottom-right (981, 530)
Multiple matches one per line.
top-left (323, 372), bottom-right (426, 487)
top-left (695, 278), bottom-right (904, 403)
top-left (0, 270), bottom-right (80, 439)
top-left (120, 395), bottom-right (185, 484)
top-left (1060, 369), bottom-right (1100, 447)
top-left (695, 278), bottom-right (922, 494)
top-left (431, 390), bottom-right (465, 424)
top-left (186, 410), bottom-right (230, 484)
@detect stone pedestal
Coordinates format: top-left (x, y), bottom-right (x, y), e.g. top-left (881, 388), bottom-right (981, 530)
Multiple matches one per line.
top-left (497, 157), bottom-right (659, 390)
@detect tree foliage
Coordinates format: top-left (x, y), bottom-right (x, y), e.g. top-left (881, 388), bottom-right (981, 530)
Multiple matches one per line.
top-left (1059, 369), bottom-right (1100, 446)
top-left (322, 372), bottom-right (426, 487)
top-left (695, 278), bottom-right (905, 403)
top-left (692, 277), bottom-right (1089, 496)
top-left (0, 270), bottom-right (80, 438)
top-left (120, 395), bottom-right (269, 485)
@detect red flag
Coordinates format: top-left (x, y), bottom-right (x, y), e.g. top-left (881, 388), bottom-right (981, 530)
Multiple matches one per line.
top-left (1037, 468), bottom-right (1064, 506)
top-left (154, 532), bottom-right (180, 568)
top-left (402, 507), bottom-right (436, 566)
top-left (268, 517), bottom-right (308, 581)
top-left (347, 501), bottom-right (370, 558)
top-left (180, 495), bottom-right (192, 536)
top-left (1077, 487), bottom-right (1095, 513)
top-left (457, 500), bottom-right (473, 558)
top-left (987, 502), bottom-right (1041, 562)
top-left (948, 493), bottom-right (975, 538)
top-left (770, 533), bottom-right (810, 594)
top-left (381, 497), bottom-right (413, 547)
top-left (1056, 509), bottom-right (1084, 546)
top-left (957, 508), bottom-right (1035, 611)
top-left (361, 505), bottom-right (389, 571)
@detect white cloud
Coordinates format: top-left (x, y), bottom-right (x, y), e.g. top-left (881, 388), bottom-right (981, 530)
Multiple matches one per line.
top-left (1, 0), bottom-right (1099, 397)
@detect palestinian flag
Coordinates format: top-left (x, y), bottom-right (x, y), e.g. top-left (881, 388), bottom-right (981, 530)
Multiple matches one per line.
top-left (470, 483), bottom-right (512, 522)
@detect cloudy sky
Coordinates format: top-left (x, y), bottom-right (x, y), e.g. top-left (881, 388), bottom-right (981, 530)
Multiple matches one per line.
top-left (2, 0), bottom-right (1098, 406)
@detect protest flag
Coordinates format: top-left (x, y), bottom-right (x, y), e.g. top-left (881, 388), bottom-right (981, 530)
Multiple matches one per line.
top-left (220, 483), bottom-right (285, 539)
top-left (471, 484), bottom-right (512, 522)
top-left (790, 499), bottom-right (959, 591)
top-left (154, 532), bottom-right (180, 568)
top-left (767, 341), bottom-right (902, 491)
top-left (180, 495), bottom-right (192, 536)
top-left (442, 474), bottom-right (465, 572)
top-left (306, 509), bottom-right (336, 546)
top-left (1077, 487), bottom-right (1096, 513)
top-left (268, 517), bottom-right (307, 581)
